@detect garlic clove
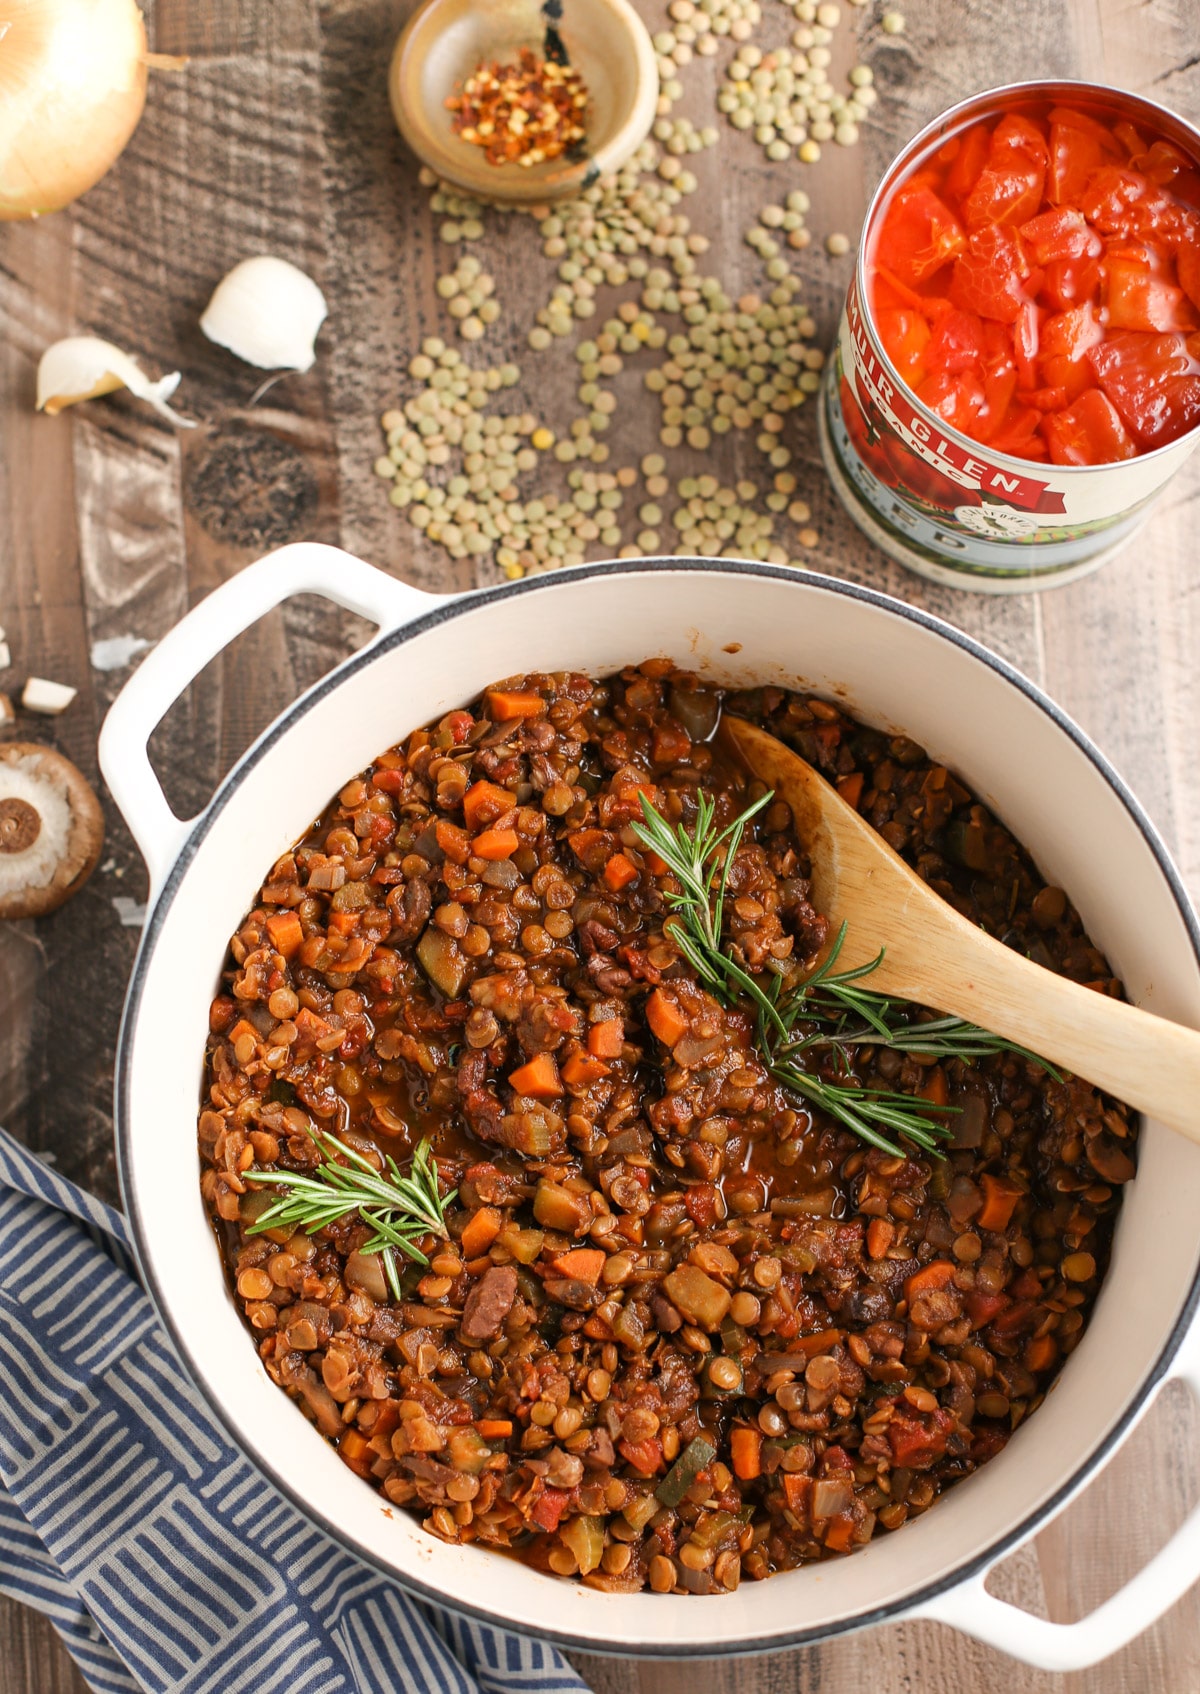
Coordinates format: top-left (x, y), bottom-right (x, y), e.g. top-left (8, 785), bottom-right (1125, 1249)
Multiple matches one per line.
top-left (0, 643), bottom-right (10, 672)
top-left (22, 678), bottom-right (77, 715)
top-left (199, 256), bottom-right (328, 373)
top-left (36, 336), bottom-right (194, 427)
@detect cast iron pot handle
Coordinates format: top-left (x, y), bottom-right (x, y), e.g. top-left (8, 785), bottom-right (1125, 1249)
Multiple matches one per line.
top-left (914, 1312), bottom-right (1200, 1669)
top-left (98, 543), bottom-right (439, 894)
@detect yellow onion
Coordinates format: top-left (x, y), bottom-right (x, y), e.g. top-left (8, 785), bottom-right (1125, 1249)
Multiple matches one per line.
top-left (0, 0), bottom-right (149, 220)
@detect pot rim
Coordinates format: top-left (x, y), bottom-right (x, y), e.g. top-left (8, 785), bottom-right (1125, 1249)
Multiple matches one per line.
top-left (114, 556), bottom-right (1200, 1657)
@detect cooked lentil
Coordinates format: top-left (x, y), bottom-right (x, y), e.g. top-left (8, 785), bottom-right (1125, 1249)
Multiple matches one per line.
top-left (199, 664), bottom-right (1135, 1593)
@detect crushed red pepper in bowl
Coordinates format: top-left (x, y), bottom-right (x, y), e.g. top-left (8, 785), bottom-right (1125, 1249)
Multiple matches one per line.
top-left (867, 93), bottom-right (1200, 464)
top-left (447, 48), bottom-right (588, 168)
top-left (199, 664), bottom-right (1136, 1593)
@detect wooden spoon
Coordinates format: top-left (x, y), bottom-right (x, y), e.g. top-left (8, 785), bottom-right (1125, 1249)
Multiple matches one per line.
top-left (724, 715), bottom-right (1200, 1139)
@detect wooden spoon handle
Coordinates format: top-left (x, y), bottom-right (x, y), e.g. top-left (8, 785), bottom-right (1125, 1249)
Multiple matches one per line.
top-left (898, 923), bottom-right (1200, 1141)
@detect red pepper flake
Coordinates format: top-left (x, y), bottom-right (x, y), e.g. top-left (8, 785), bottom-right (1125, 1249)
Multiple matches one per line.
top-left (447, 47), bottom-right (588, 168)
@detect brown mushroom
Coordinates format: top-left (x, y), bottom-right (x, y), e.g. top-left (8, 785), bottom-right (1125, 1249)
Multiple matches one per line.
top-left (0, 743), bottom-right (104, 920)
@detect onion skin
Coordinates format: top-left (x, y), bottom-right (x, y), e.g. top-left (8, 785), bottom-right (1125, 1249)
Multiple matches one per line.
top-left (0, 0), bottom-right (148, 220)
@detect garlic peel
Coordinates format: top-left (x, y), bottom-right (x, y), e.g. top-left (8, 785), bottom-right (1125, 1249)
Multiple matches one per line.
top-left (36, 337), bottom-right (195, 427)
top-left (200, 256), bottom-right (327, 373)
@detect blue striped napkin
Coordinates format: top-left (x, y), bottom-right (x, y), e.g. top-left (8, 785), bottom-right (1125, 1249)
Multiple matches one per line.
top-left (0, 1127), bottom-right (591, 1694)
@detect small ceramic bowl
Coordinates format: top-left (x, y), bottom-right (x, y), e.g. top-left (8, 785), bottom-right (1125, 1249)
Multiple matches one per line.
top-left (388, 0), bottom-right (659, 203)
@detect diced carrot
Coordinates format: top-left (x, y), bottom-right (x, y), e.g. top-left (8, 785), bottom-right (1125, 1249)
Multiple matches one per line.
top-left (730, 1426), bottom-right (763, 1480)
top-left (265, 911), bottom-right (303, 958)
top-left (561, 1051), bottom-right (611, 1087)
top-left (791, 1327), bottom-right (843, 1358)
top-left (549, 1248), bottom-right (606, 1284)
top-left (646, 988), bottom-right (688, 1048)
top-left (228, 1018), bottom-right (259, 1047)
top-left (918, 1066), bottom-right (949, 1107)
top-left (588, 1019), bottom-right (624, 1059)
top-left (904, 1260), bottom-right (957, 1300)
top-left (462, 780), bottom-right (513, 830)
top-left (327, 910), bottom-right (360, 936)
top-left (465, 1255), bottom-right (494, 1277)
top-left (618, 1437), bottom-right (664, 1476)
top-left (603, 852), bottom-right (639, 891)
top-left (977, 1173), bottom-right (1024, 1232)
top-left (476, 1418), bottom-right (513, 1440)
top-left (1023, 1333), bottom-right (1058, 1373)
top-left (814, 724), bottom-right (841, 752)
top-left (836, 772), bottom-right (864, 810)
top-left (823, 1512), bottom-right (856, 1554)
top-left (644, 849), bottom-right (670, 875)
top-left (866, 1218), bottom-right (895, 1259)
top-left (508, 1053), bottom-right (563, 1099)
top-left (459, 1206), bottom-right (502, 1259)
top-left (339, 1430), bottom-right (373, 1475)
top-left (485, 690), bottom-right (546, 721)
top-left (435, 818), bottom-right (470, 864)
top-left (782, 1473), bottom-right (812, 1512)
top-left (472, 828), bottom-right (520, 860)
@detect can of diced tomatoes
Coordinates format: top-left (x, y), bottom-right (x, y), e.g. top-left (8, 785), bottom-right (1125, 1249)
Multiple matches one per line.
top-left (819, 80), bottom-right (1200, 591)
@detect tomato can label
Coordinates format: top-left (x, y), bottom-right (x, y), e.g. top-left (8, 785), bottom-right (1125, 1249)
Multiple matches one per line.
top-left (819, 80), bottom-right (1200, 592)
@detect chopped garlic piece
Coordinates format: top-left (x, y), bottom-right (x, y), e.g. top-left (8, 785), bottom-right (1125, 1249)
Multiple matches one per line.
top-left (36, 337), bottom-right (194, 427)
top-left (22, 677), bottom-right (77, 715)
top-left (0, 642), bottom-right (10, 671)
top-left (200, 256), bottom-right (327, 372)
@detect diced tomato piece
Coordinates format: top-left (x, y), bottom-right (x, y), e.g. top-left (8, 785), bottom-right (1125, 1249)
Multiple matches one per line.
top-left (1047, 108), bottom-right (1114, 204)
top-left (1043, 389), bottom-right (1138, 465)
top-left (988, 403), bottom-right (1047, 459)
top-left (1090, 330), bottom-right (1200, 447)
top-left (887, 1408), bottom-right (956, 1470)
top-left (943, 121), bottom-right (991, 202)
top-left (508, 1054), bottom-right (563, 1099)
top-left (1041, 255), bottom-right (1102, 310)
top-left (1080, 165), bottom-right (1173, 239)
top-left (874, 185), bottom-right (967, 285)
top-left (876, 307), bottom-right (932, 387)
top-left (683, 1183), bottom-right (719, 1229)
top-left (1027, 386), bottom-right (1070, 411)
top-left (652, 721), bottom-right (692, 765)
top-left (916, 368), bottom-right (986, 433)
top-left (1018, 206), bottom-right (1100, 265)
top-left (923, 306), bottom-right (985, 373)
top-left (965, 1290), bottom-right (1010, 1328)
top-left (1013, 300), bottom-right (1041, 386)
top-left (963, 117), bottom-right (1047, 230)
top-left (1041, 301), bottom-right (1105, 361)
top-left (1179, 239), bottom-right (1200, 313)
top-left (530, 1487), bottom-right (570, 1531)
top-left (950, 226), bottom-right (1034, 322)
top-left (588, 1019), bottom-right (624, 1058)
top-left (1040, 353), bottom-right (1096, 404)
top-left (1104, 255), bottom-right (1199, 333)
top-left (618, 1437), bottom-right (664, 1476)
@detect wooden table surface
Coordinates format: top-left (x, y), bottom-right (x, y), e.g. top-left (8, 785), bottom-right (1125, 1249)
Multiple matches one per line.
top-left (1, 0), bottom-right (1198, 1689)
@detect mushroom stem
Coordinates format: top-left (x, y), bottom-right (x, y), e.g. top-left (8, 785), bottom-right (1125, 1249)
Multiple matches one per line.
top-left (0, 798), bottom-right (40, 854)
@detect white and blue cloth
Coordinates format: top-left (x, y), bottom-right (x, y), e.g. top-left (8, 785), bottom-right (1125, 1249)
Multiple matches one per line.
top-left (0, 1127), bottom-right (591, 1694)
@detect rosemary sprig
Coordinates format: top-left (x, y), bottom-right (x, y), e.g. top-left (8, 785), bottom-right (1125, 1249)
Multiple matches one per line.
top-left (244, 1130), bottom-right (454, 1300)
top-left (632, 789), bottom-right (1050, 1158)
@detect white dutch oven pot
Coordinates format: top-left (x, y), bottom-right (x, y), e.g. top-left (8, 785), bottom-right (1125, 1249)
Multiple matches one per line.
top-left (100, 545), bottom-right (1200, 1669)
